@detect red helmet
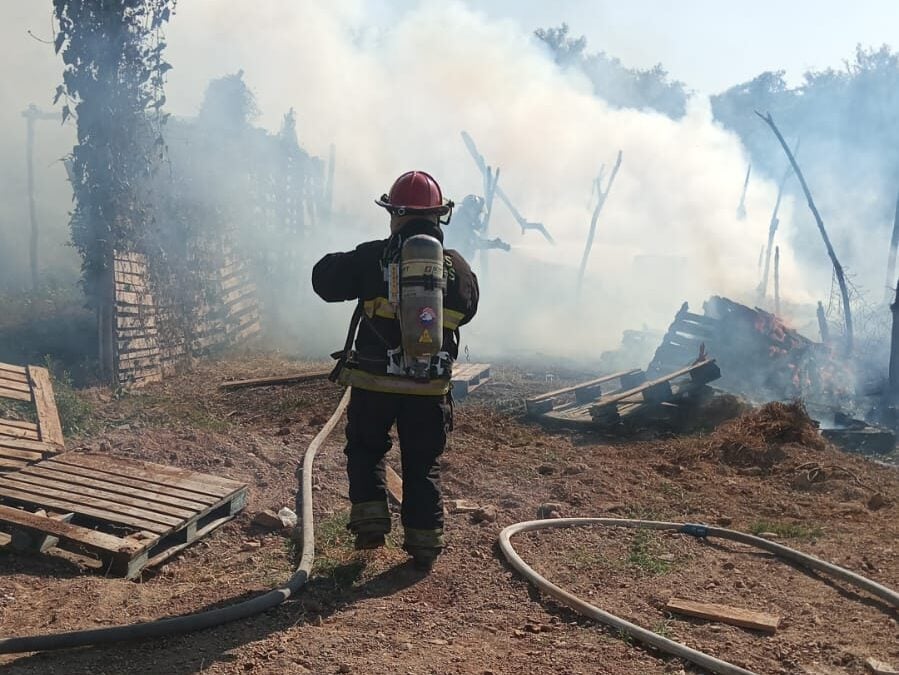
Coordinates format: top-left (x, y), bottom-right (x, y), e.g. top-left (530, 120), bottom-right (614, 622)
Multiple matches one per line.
top-left (375, 170), bottom-right (452, 216)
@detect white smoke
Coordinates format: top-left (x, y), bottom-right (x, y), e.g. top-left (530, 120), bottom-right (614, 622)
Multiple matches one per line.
top-left (161, 0), bottom-right (815, 360)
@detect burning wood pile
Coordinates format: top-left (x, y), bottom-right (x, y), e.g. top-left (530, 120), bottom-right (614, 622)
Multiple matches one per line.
top-left (648, 296), bottom-right (853, 405)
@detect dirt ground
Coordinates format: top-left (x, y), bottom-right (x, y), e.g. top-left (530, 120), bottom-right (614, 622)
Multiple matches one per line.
top-left (0, 352), bottom-right (897, 675)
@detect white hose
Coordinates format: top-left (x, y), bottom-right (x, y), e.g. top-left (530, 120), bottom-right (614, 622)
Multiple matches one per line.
top-left (499, 518), bottom-right (899, 675)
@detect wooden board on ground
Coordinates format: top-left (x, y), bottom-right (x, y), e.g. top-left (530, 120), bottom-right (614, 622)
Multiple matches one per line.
top-left (666, 597), bottom-right (781, 633)
top-left (0, 362), bottom-right (66, 470)
top-left (525, 368), bottom-right (644, 416)
top-left (386, 465), bottom-right (403, 505)
top-left (534, 359), bottom-right (721, 430)
top-left (452, 363), bottom-right (491, 400)
top-left (0, 452), bottom-right (248, 578)
top-left (219, 370), bottom-right (331, 391)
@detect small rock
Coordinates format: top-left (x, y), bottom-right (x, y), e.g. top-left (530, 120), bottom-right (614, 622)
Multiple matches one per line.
top-left (275, 426), bottom-right (291, 436)
top-left (513, 629), bottom-right (526, 638)
top-left (472, 505), bottom-right (498, 523)
top-left (337, 665), bottom-right (352, 674)
top-left (449, 499), bottom-right (480, 514)
top-left (757, 532), bottom-right (780, 539)
top-left (537, 464), bottom-right (556, 475)
top-left (428, 638), bottom-right (448, 645)
top-left (99, 440), bottom-right (112, 453)
top-left (252, 509), bottom-right (285, 530)
top-left (716, 516), bottom-right (733, 527)
top-left (562, 463), bottom-right (589, 475)
top-left (867, 493), bottom-right (889, 511)
top-left (401, 642), bottom-right (413, 651)
top-left (722, 561), bottom-right (735, 570)
top-left (658, 553), bottom-right (675, 562)
top-left (278, 507), bottom-right (298, 528)
top-left (240, 540), bottom-right (261, 551)
top-left (524, 623), bottom-right (542, 633)
top-left (224, 457), bottom-right (235, 468)
top-left (866, 657), bottom-right (899, 675)
top-left (537, 503), bottom-right (563, 518)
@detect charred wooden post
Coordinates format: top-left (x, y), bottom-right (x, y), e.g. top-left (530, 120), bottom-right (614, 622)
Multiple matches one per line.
top-left (757, 245), bottom-right (765, 280)
top-left (758, 140), bottom-right (797, 300)
top-left (756, 112), bottom-right (852, 353)
top-left (577, 150), bottom-right (622, 299)
top-left (889, 281), bottom-right (899, 395)
top-left (817, 301), bottom-right (830, 344)
top-left (736, 163), bottom-right (750, 220)
top-left (21, 105), bottom-right (56, 290)
top-left (885, 189), bottom-right (899, 303)
top-left (774, 246), bottom-right (781, 315)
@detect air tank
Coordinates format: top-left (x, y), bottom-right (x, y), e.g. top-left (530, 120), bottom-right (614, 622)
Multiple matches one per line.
top-left (399, 234), bottom-right (444, 373)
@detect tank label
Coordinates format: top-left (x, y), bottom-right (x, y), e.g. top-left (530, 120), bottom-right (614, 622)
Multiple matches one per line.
top-left (419, 307), bottom-right (436, 326)
top-left (418, 330), bottom-right (433, 344)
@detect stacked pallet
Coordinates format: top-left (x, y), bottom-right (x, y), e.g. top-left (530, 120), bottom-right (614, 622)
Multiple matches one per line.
top-left (114, 251), bottom-right (165, 386)
top-left (0, 363), bottom-right (64, 472)
top-left (112, 246), bottom-right (261, 389)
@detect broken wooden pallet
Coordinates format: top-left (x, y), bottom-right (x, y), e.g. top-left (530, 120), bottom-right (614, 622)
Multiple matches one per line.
top-left (0, 362), bottom-right (64, 472)
top-left (533, 359), bottom-right (721, 429)
top-left (525, 368), bottom-right (644, 416)
top-left (0, 452), bottom-right (247, 578)
top-left (451, 363), bottom-right (491, 400)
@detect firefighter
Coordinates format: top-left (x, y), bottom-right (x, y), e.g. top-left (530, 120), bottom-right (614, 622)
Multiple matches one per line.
top-left (444, 194), bottom-right (511, 261)
top-left (312, 170), bottom-right (479, 571)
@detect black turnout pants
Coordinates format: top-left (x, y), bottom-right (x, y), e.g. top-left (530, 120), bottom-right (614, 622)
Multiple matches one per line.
top-left (344, 387), bottom-right (453, 549)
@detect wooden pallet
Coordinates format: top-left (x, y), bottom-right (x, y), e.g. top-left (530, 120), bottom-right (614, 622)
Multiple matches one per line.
top-left (451, 363), bottom-right (491, 399)
top-left (0, 362), bottom-right (64, 472)
top-left (525, 368), bottom-right (644, 416)
top-left (0, 452), bottom-right (247, 578)
top-left (535, 359), bottom-right (721, 429)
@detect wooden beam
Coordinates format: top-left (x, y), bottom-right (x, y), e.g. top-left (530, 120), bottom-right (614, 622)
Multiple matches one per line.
top-left (219, 370), bottom-right (331, 391)
top-left (27, 366), bottom-right (64, 447)
top-left (527, 368), bottom-right (642, 405)
top-left (386, 465), bottom-right (403, 506)
top-left (666, 597), bottom-right (780, 633)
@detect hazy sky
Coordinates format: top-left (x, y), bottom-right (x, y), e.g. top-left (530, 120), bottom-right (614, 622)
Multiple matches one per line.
top-left (372, 0), bottom-right (899, 92)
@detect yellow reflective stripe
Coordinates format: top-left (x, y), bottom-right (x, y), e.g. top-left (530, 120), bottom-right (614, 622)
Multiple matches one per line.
top-left (443, 308), bottom-right (465, 330)
top-left (363, 297), bottom-right (396, 320)
top-left (404, 527), bottom-right (445, 548)
top-left (338, 368), bottom-right (450, 396)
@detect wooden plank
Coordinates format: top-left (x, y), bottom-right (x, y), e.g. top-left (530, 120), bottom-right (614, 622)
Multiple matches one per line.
top-left (219, 370), bottom-right (331, 391)
top-left (386, 465), bottom-right (403, 505)
top-left (666, 597), bottom-right (780, 633)
top-left (591, 360), bottom-right (718, 413)
top-left (0, 387), bottom-right (32, 402)
top-left (527, 369), bottom-right (642, 405)
top-left (0, 458), bottom-right (29, 471)
top-left (53, 453), bottom-right (241, 497)
top-left (117, 315), bottom-right (157, 330)
top-left (0, 447), bottom-right (43, 462)
top-left (0, 437), bottom-right (57, 454)
top-left (0, 477), bottom-right (183, 528)
top-left (0, 423), bottom-right (40, 441)
top-left (22, 465), bottom-right (208, 511)
top-left (38, 460), bottom-right (221, 506)
top-left (27, 366), bottom-right (64, 447)
top-left (115, 289), bottom-right (155, 306)
top-left (0, 504), bottom-right (143, 557)
top-left (0, 370), bottom-right (29, 385)
top-left (3, 472), bottom-right (197, 520)
top-left (0, 419), bottom-right (38, 431)
top-left (0, 377), bottom-right (33, 394)
top-left (0, 363), bottom-right (27, 376)
top-left (0, 484), bottom-right (170, 534)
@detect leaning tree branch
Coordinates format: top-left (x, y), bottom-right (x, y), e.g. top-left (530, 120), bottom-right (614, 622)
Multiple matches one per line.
top-left (755, 111), bottom-right (853, 353)
top-left (577, 150), bottom-right (622, 298)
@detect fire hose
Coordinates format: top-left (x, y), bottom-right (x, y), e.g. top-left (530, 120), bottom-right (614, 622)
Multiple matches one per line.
top-left (0, 388), bottom-right (352, 654)
top-left (1, 389), bottom-right (896, 673)
top-left (499, 518), bottom-right (899, 675)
